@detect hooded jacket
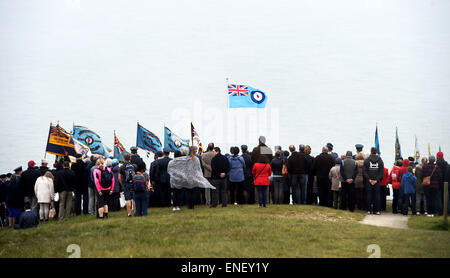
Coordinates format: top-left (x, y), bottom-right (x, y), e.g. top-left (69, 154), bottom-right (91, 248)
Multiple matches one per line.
top-left (398, 159), bottom-right (410, 182)
top-left (363, 155), bottom-right (384, 182)
top-left (228, 155), bottom-right (245, 182)
top-left (401, 172), bottom-right (416, 194)
top-left (389, 165), bottom-right (402, 190)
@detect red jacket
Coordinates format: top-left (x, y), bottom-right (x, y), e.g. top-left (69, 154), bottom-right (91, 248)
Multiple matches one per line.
top-left (398, 159), bottom-right (410, 183)
top-left (380, 168), bottom-right (390, 186)
top-left (389, 165), bottom-right (401, 189)
top-left (252, 163), bottom-right (272, 186)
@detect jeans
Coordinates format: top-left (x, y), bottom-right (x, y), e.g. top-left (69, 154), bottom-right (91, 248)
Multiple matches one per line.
top-left (211, 179), bottom-right (228, 207)
top-left (273, 177), bottom-right (284, 204)
top-left (366, 182), bottom-right (380, 213)
top-left (88, 187), bottom-right (97, 215)
top-left (291, 174), bottom-right (306, 204)
top-left (257, 185), bottom-right (268, 206)
top-left (75, 189), bottom-right (89, 215)
top-left (134, 191), bottom-right (149, 216)
top-left (416, 192), bottom-right (427, 213)
top-left (402, 193), bottom-right (416, 215)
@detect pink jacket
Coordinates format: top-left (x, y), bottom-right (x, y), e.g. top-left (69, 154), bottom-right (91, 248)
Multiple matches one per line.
top-left (93, 168), bottom-right (115, 193)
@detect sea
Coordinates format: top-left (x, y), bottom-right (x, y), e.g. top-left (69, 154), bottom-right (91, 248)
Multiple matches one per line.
top-left (1, 0), bottom-right (449, 191)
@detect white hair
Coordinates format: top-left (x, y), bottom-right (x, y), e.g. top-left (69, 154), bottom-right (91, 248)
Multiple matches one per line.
top-left (105, 158), bottom-right (113, 168)
top-left (180, 147), bottom-right (189, 156)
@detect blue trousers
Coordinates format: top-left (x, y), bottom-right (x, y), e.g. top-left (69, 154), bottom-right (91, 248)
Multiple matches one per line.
top-left (257, 186), bottom-right (268, 206)
top-left (134, 191), bottom-right (149, 216)
top-left (366, 182), bottom-right (380, 213)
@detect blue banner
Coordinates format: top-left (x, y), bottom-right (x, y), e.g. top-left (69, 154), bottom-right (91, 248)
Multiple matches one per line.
top-left (228, 84), bottom-right (267, 108)
top-left (72, 125), bottom-right (110, 157)
top-left (136, 123), bottom-right (162, 153)
top-left (375, 125), bottom-right (380, 155)
top-left (164, 126), bottom-right (189, 152)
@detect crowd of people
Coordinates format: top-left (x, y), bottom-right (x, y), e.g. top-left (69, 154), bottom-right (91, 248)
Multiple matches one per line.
top-left (1, 136), bottom-right (449, 229)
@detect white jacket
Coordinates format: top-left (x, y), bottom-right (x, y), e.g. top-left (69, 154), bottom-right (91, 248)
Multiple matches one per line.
top-left (34, 176), bottom-right (55, 203)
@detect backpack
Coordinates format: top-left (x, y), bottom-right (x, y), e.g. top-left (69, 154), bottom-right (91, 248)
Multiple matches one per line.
top-left (133, 174), bottom-right (146, 192)
top-left (124, 163), bottom-right (135, 185)
top-left (99, 169), bottom-right (113, 189)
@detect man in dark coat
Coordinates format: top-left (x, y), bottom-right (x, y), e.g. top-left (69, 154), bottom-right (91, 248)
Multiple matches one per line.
top-left (39, 159), bottom-right (50, 176)
top-left (71, 154), bottom-right (88, 215)
top-left (54, 161), bottom-right (76, 220)
top-left (436, 151), bottom-right (448, 215)
top-left (19, 161), bottom-right (41, 213)
top-left (153, 148), bottom-right (172, 207)
top-left (340, 151), bottom-right (358, 212)
top-left (312, 146), bottom-right (335, 207)
top-left (149, 152), bottom-right (161, 207)
top-left (251, 136), bottom-right (273, 165)
top-left (287, 145), bottom-right (309, 204)
top-left (363, 147), bottom-right (385, 215)
top-left (211, 147), bottom-right (230, 207)
top-left (0, 174), bottom-right (7, 226)
top-left (241, 145), bottom-right (254, 204)
top-left (130, 146), bottom-right (144, 167)
top-left (304, 146), bottom-right (315, 205)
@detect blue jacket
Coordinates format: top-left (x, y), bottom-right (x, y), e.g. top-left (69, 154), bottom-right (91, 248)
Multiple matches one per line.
top-left (14, 210), bottom-right (39, 229)
top-left (401, 172), bottom-right (416, 194)
top-left (228, 155), bottom-right (245, 182)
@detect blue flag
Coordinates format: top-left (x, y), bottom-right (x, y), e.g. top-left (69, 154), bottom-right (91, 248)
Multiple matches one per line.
top-left (114, 132), bottom-right (129, 162)
top-left (228, 84), bottom-right (267, 108)
top-left (395, 127), bottom-right (402, 160)
top-left (164, 126), bottom-right (189, 152)
top-left (375, 125), bottom-right (380, 155)
top-left (136, 123), bottom-right (162, 153)
top-left (72, 125), bottom-right (110, 157)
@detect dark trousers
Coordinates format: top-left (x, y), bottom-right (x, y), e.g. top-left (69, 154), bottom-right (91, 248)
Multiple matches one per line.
top-left (159, 183), bottom-right (171, 207)
top-left (172, 188), bottom-right (184, 207)
top-left (317, 176), bottom-right (332, 207)
top-left (425, 187), bottom-right (441, 215)
top-left (291, 174), bottom-right (306, 204)
top-left (366, 182), bottom-right (380, 213)
top-left (306, 174), bottom-right (314, 205)
top-left (340, 181), bottom-right (355, 212)
top-left (134, 191), bottom-right (149, 216)
top-left (185, 188), bottom-right (196, 209)
top-left (75, 189), bottom-right (89, 215)
top-left (402, 193), bottom-right (416, 215)
top-left (229, 181), bottom-right (244, 204)
top-left (211, 179), bottom-right (228, 207)
top-left (392, 189), bottom-right (399, 213)
top-left (244, 175), bottom-right (256, 204)
top-left (283, 176), bottom-right (291, 204)
top-left (380, 186), bottom-right (387, 211)
top-left (108, 192), bottom-right (121, 211)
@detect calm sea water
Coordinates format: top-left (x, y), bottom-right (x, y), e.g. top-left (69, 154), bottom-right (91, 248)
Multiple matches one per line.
top-left (0, 0), bottom-right (449, 176)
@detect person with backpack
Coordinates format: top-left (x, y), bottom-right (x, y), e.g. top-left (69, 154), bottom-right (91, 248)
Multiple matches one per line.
top-left (93, 158), bottom-right (115, 219)
top-left (133, 162), bottom-right (151, 217)
top-left (119, 153), bottom-right (136, 217)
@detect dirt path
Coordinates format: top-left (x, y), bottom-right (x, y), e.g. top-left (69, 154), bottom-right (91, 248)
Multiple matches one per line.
top-left (359, 212), bottom-right (410, 229)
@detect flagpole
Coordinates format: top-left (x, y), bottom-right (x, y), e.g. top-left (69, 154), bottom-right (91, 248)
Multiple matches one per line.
top-left (226, 77), bottom-right (229, 109)
top-left (44, 122), bottom-right (52, 159)
top-left (190, 122), bottom-right (193, 147)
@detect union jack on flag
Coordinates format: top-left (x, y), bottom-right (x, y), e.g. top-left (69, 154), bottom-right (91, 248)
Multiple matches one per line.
top-left (228, 84), bottom-right (249, 96)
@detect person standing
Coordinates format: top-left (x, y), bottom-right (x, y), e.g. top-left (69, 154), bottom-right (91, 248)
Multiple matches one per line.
top-left (271, 150), bottom-right (284, 204)
top-left (19, 161), bottom-right (41, 213)
top-left (353, 144), bottom-right (364, 160)
top-left (130, 146), bottom-right (144, 167)
top-left (110, 159), bottom-right (122, 211)
top-left (329, 157), bottom-right (342, 209)
top-left (228, 147), bottom-right (246, 205)
top-left (312, 146), bottom-right (335, 207)
top-left (304, 146), bottom-right (315, 205)
top-left (210, 147), bottom-right (230, 208)
top-left (201, 143), bottom-right (215, 206)
top-left (71, 154), bottom-right (88, 215)
top-left (327, 143), bottom-right (339, 160)
top-left (54, 161), bottom-right (76, 220)
top-left (241, 145), bottom-right (254, 204)
top-left (363, 147), bottom-right (385, 215)
top-left (39, 159), bottom-right (50, 176)
top-left (415, 157), bottom-right (427, 215)
top-left (389, 159), bottom-right (403, 214)
top-left (87, 156), bottom-right (98, 215)
top-left (252, 156), bottom-right (272, 207)
top-left (401, 166), bottom-right (417, 215)
top-left (93, 158), bottom-right (115, 219)
top-left (149, 152), bottom-right (161, 207)
top-left (340, 151), bottom-right (358, 212)
top-left (251, 136), bottom-right (273, 165)
top-left (436, 151), bottom-right (448, 215)
top-left (422, 156), bottom-right (442, 217)
top-left (380, 166), bottom-right (390, 211)
top-left (132, 162), bottom-right (150, 216)
top-left (153, 148), bottom-right (172, 208)
top-left (5, 171), bottom-right (23, 227)
top-left (34, 171), bottom-right (55, 221)
top-left (287, 145), bottom-right (309, 204)
top-left (119, 153), bottom-right (136, 217)
top-left (0, 174), bottom-right (7, 226)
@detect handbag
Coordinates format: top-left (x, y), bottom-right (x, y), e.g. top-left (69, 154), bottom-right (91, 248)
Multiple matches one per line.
top-left (49, 208), bottom-right (56, 219)
top-left (422, 166), bottom-right (437, 187)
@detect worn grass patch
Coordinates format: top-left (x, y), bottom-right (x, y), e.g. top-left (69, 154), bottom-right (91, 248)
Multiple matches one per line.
top-left (0, 204), bottom-right (448, 258)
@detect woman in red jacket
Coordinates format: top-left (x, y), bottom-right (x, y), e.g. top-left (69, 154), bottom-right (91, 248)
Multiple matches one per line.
top-left (252, 156), bottom-right (272, 207)
top-left (389, 159), bottom-right (403, 214)
top-left (380, 167), bottom-right (390, 211)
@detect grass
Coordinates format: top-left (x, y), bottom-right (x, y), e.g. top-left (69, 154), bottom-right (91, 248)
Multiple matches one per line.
top-left (0, 204), bottom-right (449, 258)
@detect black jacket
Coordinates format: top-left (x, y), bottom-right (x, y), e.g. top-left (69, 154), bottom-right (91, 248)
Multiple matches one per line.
top-left (436, 159), bottom-right (448, 184)
top-left (39, 166), bottom-right (49, 176)
top-left (211, 154), bottom-right (230, 180)
top-left (55, 168), bottom-right (76, 193)
top-left (312, 153), bottom-right (335, 177)
top-left (19, 167), bottom-right (41, 197)
top-left (71, 159), bottom-right (87, 192)
top-left (241, 153), bottom-right (252, 177)
top-left (305, 154), bottom-right (314, 176)
top-left (270, 157), bottom-right (284, 176)
top-left (363, 155), bottom-right (385, 182)
top-left (287, 152), bottom-right (309, 175)
top-left (153, 157), bottom-right (172, 184)
top-left (131, 154), bottom-right (143, 167)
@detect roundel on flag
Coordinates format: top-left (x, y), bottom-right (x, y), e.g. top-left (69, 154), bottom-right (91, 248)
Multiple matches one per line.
top-left (174, 139), bottom-right (181, 148)
top-left (85, 136), bottom-right (93, 145)
top-left (251, 91), bottom-right (266, 104)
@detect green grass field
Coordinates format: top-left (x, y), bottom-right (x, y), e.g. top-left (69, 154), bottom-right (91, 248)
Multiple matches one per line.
top-left (1, 203), bottom-right (448, 258)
